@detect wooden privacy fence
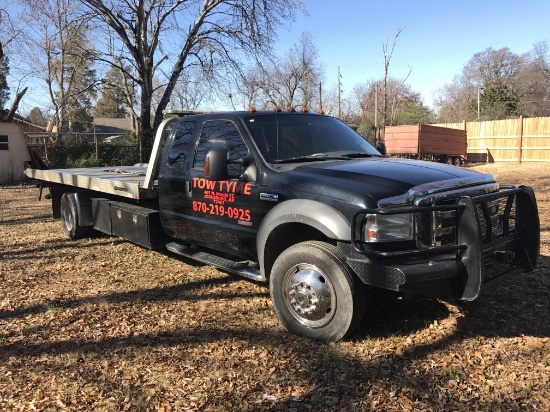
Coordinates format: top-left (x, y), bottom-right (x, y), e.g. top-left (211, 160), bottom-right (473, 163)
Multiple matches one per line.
top-left (433, 116), bottom-right (550, 162)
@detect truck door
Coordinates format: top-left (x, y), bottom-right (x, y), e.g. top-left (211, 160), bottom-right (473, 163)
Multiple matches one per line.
top-left (160, 119), bottom-right (259, 259)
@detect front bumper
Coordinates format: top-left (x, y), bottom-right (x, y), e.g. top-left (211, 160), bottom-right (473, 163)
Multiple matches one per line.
top-left (345, 186), bottom-right (540, 300)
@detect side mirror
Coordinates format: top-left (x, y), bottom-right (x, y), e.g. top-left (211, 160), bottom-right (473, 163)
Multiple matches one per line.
top-left (204, 148), bottom-right (228, 180)
top-left (376, 141), bottom-right (387, 156)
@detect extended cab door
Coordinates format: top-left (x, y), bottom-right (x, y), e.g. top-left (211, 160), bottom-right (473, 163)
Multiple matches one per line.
top-left (159, 118), bottom-right (259, 259)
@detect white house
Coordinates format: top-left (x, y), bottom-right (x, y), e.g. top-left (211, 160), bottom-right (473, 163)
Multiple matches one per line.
top-left (0, 122), bottom-right (31, 183)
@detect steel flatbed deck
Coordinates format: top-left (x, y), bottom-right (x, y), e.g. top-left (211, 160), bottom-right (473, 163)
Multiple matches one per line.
top-left (25, 165), bottom-right (157, 199)
top-left (24, 117), bottom-right (184, 200)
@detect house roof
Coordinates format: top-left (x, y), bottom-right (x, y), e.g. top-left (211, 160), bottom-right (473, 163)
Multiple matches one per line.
top-left (94, 118), bottom-right (133, 132)
top-left (0, 112), bottom-right (47, 133)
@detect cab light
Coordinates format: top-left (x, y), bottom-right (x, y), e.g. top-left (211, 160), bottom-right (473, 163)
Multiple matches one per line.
top-left (301, 107), bottom-right (309, 113)
top-left (249, 106), bottom-right (256, 113)
top-left (275, 106), bottom-right (282, 112)
top-left (364, 213), bottom-right (414, 242)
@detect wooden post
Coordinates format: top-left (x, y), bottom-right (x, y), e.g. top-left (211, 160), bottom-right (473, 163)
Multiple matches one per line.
top-left (463, 120), bottom-right (467, 161)
top-left (518, 115), bottom-right (523, 163)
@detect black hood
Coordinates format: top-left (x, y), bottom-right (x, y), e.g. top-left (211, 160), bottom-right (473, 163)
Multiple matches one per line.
top-left (287, 157), bottom-right (493, 204)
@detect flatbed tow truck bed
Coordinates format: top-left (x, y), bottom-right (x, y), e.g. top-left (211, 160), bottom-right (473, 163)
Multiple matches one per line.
top-left (24, 117), bottom-right (183, 200)
top-left (25, 165), bottom-right (157, 199)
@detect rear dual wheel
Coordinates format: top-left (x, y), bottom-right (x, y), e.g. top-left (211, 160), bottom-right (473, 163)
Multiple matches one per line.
top-left (60, 192), bottom-right (88, 240)
top-left (446, 156), bottom-right (463, 167)
top-left (269, 241), bottom-right (366, 342)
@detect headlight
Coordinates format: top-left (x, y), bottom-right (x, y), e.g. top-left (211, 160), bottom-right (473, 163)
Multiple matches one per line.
top-left (364, 213), bottom-right (414, 242)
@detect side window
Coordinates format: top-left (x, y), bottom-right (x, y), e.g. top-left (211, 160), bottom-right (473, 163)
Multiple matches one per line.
top-left (167, 121), bottom-right (196, 169)
top-left (195, 120), bottom-right (248, 178)
top-left (0, 135), bottom-right (9, 151)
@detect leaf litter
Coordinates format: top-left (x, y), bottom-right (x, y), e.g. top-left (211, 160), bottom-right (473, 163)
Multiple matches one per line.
top-left (0, 163), bottom-right (549, 411)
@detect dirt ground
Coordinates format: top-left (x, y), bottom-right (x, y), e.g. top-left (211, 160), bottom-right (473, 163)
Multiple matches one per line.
top-left (0, 162), bottom-right (549, 411)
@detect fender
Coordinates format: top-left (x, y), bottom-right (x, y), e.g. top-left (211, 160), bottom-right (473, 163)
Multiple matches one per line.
top-left (256, 199), bottom-right (351, 277)
top-left (74, 192), bottom-right (94, 227)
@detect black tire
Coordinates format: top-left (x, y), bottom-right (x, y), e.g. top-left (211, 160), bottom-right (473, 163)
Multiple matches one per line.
top-left (453, 156), bottom-right (462, 167)
top-left (446, 156), bottom-right (453, 165)
top-left (60, 192), bottom-right (88, 240)
top-left (269, 241), bottom-right (366, 342)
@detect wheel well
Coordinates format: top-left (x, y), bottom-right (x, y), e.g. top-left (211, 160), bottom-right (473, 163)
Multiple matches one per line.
top-left (263, 223), bottom-right (331, 280)
top-left (50, 185), bottom-right (74, 218)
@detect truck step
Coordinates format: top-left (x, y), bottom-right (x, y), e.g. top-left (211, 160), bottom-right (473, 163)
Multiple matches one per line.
top-left (166, 242), bottom-right (265, 282)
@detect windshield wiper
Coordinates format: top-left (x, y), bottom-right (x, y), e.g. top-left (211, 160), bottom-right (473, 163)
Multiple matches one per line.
top-left (340, 152), bottom-right (379, 158)
top-left (274, 155), bottom-right (344, 164)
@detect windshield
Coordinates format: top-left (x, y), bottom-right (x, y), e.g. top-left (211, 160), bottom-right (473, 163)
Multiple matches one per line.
top-left (243, 113), bottom-right (380, 163)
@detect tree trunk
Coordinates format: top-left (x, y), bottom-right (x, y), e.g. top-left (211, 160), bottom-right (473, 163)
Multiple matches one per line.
top-left (3, 87), bottom-right (28, 122)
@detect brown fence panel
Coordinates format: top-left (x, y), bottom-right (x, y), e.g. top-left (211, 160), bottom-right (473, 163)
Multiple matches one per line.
top-left (522, 117), bottom-right (550, 162)
top-left (433, 117), bottom-right (550, 163)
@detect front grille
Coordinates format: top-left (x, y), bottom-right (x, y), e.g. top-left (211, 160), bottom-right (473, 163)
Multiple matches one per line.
top-left (416, 191), bottom-right (518, 248)
top-left (418, 209), bottom-right (457, 247)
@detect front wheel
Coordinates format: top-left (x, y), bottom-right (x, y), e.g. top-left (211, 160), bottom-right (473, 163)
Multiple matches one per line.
top-left (60, 192), bottom-right (88, 240)
top-left (269, 241), bottom-right (366, 342)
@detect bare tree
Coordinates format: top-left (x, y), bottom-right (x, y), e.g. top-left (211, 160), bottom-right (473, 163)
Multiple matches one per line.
top-left (1, 7), bottom-right (27, 119)
top-left (237, 65), bottom-right (265, 110)
top-left (434, 79), bottom-right (474, 122)
top-left (169, 66), bottom-right (211, 111)
top-left (382, 27), bottom-right (411, 127)
top-left (21, 0), bottom-right (100, 131)
top-left (261, 32), bottom-right (322, 109)
top-left (519, 41), bottom-right (550, 117)
top-left (236, 32), bottom-right (322, 111)
top-left (435, 47), bottom-right (524, 122)
top-left (354, 79), bottom-right (430, 139)
top-left (79, 0), bottom-right (304, 148)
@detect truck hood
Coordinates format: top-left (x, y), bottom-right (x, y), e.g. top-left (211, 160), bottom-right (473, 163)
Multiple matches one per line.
top-left (288, 157), bottom-right (495, 205)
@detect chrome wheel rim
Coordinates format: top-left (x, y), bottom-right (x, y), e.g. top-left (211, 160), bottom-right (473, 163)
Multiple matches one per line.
top-left (282, 264), bottom-right (336, 328)
top-left (63, 205), bottom-right (74, 231)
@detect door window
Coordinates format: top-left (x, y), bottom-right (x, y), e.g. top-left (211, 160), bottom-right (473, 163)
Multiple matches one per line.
top-left (166, 121), bottom-right (197, 170)
top-left (195, 120), bottom-right (248, 178)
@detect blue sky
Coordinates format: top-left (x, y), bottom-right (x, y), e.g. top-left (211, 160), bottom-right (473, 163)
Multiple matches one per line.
top-left (4, 0), bottom-right (549, 113)
top-left (275, 0), bottom-right (550, 108)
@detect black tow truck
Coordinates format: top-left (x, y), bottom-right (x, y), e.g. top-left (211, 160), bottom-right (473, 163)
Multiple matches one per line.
top-left (25, 109), bottom-right (540, 342)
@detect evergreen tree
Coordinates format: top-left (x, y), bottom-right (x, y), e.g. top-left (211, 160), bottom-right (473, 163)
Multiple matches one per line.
top-left (396, 101), bottom-right (434, 125)
top-left (94, 66), bottom-right (128, 118)
top-left (53, 25), bottom-right (97, 131)
top-left (469, 80), bottom-right (521, 120)
top-left (27, 107), bottom-right (48, 126)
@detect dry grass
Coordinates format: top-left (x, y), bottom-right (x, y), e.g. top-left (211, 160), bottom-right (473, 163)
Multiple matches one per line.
top-left (1, 162), bottom-right (549, 411)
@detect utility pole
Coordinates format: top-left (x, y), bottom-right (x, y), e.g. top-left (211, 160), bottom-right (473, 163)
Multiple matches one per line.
top-left (338, 66), bottom-right (342, 119)
top-left (477, 87), bottom-right (483, 120)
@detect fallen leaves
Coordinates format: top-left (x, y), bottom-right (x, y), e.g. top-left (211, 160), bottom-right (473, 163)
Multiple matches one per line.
top-left (1, 164), bottom-right (550, 411)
